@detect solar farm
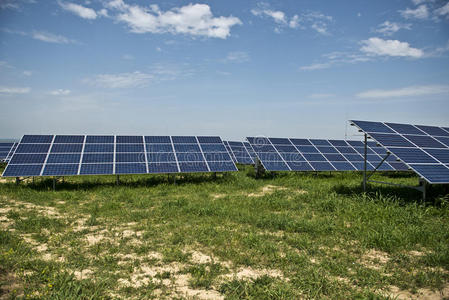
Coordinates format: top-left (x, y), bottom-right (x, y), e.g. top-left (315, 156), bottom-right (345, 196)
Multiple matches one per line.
top-left (0, 121), bottom-right (448, 299)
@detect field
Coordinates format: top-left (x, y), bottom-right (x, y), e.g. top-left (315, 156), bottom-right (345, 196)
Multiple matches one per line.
top-left (1, 164), bottom-right (449, 299)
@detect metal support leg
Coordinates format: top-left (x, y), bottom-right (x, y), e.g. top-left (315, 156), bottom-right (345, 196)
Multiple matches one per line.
top-left (52, 177), bottom-right (56, 191)
top-left (15, 177), bottom-right (20, 185)
top-left (255, 158), bottom-right (264, 178)
top-left (363, 133), bottom-right (367, 192)
top-left (212, 172), bottom-right (217, 179)
top-left (116, 175), bottom-right (120, 185)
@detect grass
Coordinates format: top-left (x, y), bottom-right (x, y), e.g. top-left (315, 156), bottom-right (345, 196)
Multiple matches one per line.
top-left (0, 163), bottom-right (448, 299)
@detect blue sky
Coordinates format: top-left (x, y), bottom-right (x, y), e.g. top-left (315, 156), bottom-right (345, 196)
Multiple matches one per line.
top-left (0, 0), bottom-right (448, 140)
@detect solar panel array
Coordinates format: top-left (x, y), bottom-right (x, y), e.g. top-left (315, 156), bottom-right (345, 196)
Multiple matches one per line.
top-left (351, 120), bottom-right (449, 184)
top-left (223, 141), bottom-right (257, 164)
top-left (246, 137), bottom-right (409, 172)
top-left (2, 135), bottom-right (237, 177)
top-left (0, 142), bottom-right (17, 162)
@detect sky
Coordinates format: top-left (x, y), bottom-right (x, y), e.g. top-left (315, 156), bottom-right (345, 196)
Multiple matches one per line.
top-left (0, 0), bottom-right (448, 141)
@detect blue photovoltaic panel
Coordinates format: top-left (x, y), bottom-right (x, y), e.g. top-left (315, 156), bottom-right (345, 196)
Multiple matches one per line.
top-left (116, 153), bottom-right (145, 163)
top-left (246, 137), bottom-right (403, 172)
top-left (21, 135), bottom-right (53, 143)
top-left (403, 135), bottom-right (446, 148)
top-left (83, 144), bottom-right (114, 153)
top-left (47, 154), bottom-right (81, 164)
top-left (16, 144), bottom-right (50, 153)
top-left (145, 136), bottom-right (171, 143)
top-left (368, 133), bottom-right (415, 147)
top-left (1, 142), bottom-right (18, 161)
top-left (351, 120), bottom-right (449, 184)
top-left (85, 136), bottom-right (114, 143)
top-left (350, 120), bottom-right (395, 134)
top-left (172, 136), bottom-right (197, 143)
top-left (83, 153), bottom-right (114, 163)
top-left (43, 164), bottom-right (79, 176)
top-left (290, 139), bottom-right (312, 146)
top-left (200, 144), bottom-right (227, 152)
top-left (174, 144), bottom-right (201, 152)
top-left (179, 162), bottom-right (209, 173)
top-left (409, 164), bottom-right (449, 183)
top-left (415, 125), bottom-right (449, 137)
top-left (53, 135), bottom-right (84, 143)
top-left (116, 144), bottom-right (144, 153)
top-left (2, 135), bottom-right (237, 177)
top-left (385, 123), bottom-right (425, 135)
top-left (116, 136), bottom-right (143, 143)
top-left (147, 153), bottom-right (176, 162)
top-left (197, 136), bottom-right (222, 143)
top-left (50, 144), bottom-right (83, 153)
top-left (204, 152), bottom-right (232, 162)
top-left (10, 154), bottom-right (47, 164)
top-left (147, 144), bottom-right (173, 152)
top-left (286, 161), bottom-right (313, 171)
top-left (3, 164), bottom-right (43, 176)
top-left (310, 139), bottom-right (331, 146)
top-left (224, 141), bottom-right (254, 165)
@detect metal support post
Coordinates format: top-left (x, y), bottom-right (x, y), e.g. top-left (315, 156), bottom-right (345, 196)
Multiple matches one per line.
top-left (116, 175), bottom-right (120, 185)
top-left (363, 133), bottom-right (367, 192)
top-left (52, 177), bottom-right (56, 191)
top-left (15, 177), bottom-right (20, 185)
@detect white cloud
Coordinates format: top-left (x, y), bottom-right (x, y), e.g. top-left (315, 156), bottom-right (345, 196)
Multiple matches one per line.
top-left (87, 71), bottom-right (153, 88)
top-left (0, 86), bottom-right (30, 94)
top-left (251, 7), bottom-right (287, 24)
top-left (400, 5), bottom-right (429, 19)
top-left (98, 8), bottom-right (108, 17)
top-left (58, 1), bottom-right (97, 19)
top-left (32, 31), bottom-right (77, 44)
top-left (50, 89), bottom-right (71, 96)
top-left (303, 12), bottom-right (332, 35)
top-left (300, 62), bottom-right (332, 71)
top-left (289, 15), bottom-right (300, 28)
top-left (356, 85), bottom-right (449, 98)
top-left (435, 2), bottom-right (449, 17)
top-left (106, 1), bottom-right (241, 39)
top-left (251, 4), bottom-right (332, 35)
top-left (225, 51), bottom-right (249, 63)
top-left (375, 21), bottom-right (411, 36)
top-left (360, 37), bottom-right (423, 58)
top-left (23, 70), bottom-right (32, 76)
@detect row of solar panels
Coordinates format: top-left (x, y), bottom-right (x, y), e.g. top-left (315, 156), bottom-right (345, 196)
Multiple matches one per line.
top-left (2, 135), bottom-right (237, 177)
top-left (2, 120), bottom-right (448, 184)
top-left (243, 138), bottom-right (408, 172)
top-left (350, 121), bottom-right (449, 184)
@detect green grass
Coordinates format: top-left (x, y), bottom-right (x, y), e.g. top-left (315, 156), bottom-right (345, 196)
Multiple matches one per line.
top-left (0, 163), bottom-right (448, 299)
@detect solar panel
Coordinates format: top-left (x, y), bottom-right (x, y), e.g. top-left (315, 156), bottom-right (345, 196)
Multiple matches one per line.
top-left (351, 120), bottom-right (449, 184)
top-left (246, 137), bottom-right (405, 172)
top-left (2, 135), bottom-right (237, 177)
top-left (223, 141), bottom-right (255, 164)
top-left (0, 142), bottom-right (18, 162)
